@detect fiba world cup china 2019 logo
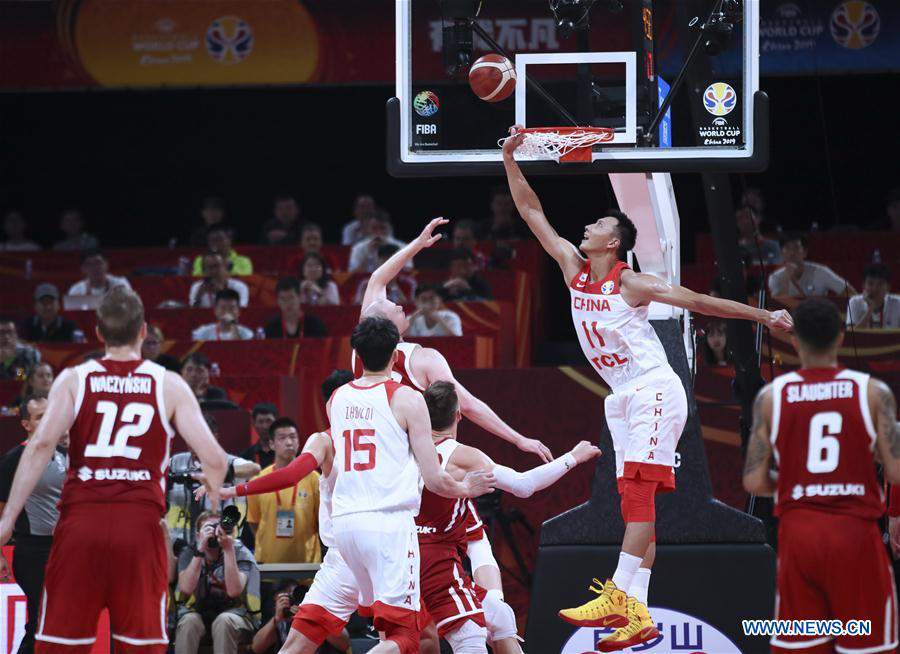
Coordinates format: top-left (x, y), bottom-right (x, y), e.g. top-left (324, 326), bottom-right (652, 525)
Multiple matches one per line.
top-left (206, 16), bottom-right (254, 64)
top-left (830, 1), bottom-right (880, 50)
top-left (703, 83), bottom-right (737, 117)
top-left (560, 606), bottom-right (741, 654)
top-left (414, 91), bottom-right (440, 117)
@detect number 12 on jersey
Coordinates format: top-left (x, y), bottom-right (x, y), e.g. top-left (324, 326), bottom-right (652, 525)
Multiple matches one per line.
top-left (343, 429), bottom-right (376, 472)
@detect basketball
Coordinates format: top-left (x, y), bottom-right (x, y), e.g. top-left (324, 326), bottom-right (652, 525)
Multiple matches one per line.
top-left (468, 53), bottom-right (516, 103)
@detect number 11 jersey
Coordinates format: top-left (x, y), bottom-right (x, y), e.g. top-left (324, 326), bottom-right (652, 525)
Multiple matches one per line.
top-left (329, 379), bottom-right (422, 519)
top-left (62, 358), bottom-right (175, 515)
top-left (771, 367), bottom-right (884, 520)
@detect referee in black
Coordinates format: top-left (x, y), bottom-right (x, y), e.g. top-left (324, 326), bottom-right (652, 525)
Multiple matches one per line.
top-left (0, 395), bottom-right (68, 654)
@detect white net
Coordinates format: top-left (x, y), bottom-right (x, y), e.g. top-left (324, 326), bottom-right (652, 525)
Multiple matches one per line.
top-left (498, 128), bottom-right (614, 162)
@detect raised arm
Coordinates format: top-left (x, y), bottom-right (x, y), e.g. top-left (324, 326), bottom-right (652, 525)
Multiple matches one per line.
top-left (502, 125), bottom-right (583, 280)
top-left (0, 369), bottom-right (76, 545)
top-left (871, 378), bottom-right (900, 484)
top-left (742, 384), bottom-right (777, 495)
top-left (414, 347), bottom-right (553, 462)
top-left (620, 270), bottom-right (794, 332)
top-left (166, 372), bottom-right (229, 495)
top-left (235, 433), bottom-right (332, 497)
top-left (392, 387), bottom-right (494, 499)
top-left (359, 217), bottom-right (448, 314)
top-left (450, 440), bottom-right (600, 498)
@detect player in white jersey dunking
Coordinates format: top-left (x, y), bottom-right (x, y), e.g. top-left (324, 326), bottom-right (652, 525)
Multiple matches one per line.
top-left (329, 317), bottom-right (494, 654)
top-left (502, 126), bottom-right (794, 651)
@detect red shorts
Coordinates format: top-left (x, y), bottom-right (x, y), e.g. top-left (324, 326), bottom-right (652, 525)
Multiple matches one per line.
top-left (420, 543), bottom-right (486, 637)
top-left (35, 503), bottom-right (168, 654)
top-left (771, 509), bottom-right (898, 654)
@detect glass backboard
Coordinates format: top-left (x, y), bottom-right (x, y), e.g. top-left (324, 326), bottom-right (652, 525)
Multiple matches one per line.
top-left (388, 0), bottom-right (767, 176)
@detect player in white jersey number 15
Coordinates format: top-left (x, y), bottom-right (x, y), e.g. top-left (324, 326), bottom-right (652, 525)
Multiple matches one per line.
top-left (502, 126), bottom-right (793, 652)
top-left (329, 317), bottom-right (494, 654)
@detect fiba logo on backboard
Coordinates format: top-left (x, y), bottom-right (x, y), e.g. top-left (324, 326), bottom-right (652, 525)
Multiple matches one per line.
top-left (206, 16), bottom-right (253, 64)
top-left (560, 607), bottom-right (741, 654)
top-left (830, 1), bottom-right (879, 50)
top-left (703, 83), bottom-right (736, 117)
top-left (413, 91), bottom-right (440, 118)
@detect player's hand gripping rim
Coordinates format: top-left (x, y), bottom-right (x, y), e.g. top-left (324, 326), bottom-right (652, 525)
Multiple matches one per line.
top-left (501, 125), bottom-right (526, 157)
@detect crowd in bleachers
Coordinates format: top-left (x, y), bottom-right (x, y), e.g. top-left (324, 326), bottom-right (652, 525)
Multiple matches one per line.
top-left (0, 183), bottom-right (898, 651)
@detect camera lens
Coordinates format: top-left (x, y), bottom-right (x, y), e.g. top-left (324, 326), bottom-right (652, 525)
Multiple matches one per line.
top-left (207, 536), bottom-right (219, 549)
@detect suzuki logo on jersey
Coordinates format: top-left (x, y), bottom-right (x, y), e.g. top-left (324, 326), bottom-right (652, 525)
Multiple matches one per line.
top-left (600, 280), bottom-right (615, 295)
top-left (416, 525), bottom-right (437, 534)
top-left (77, 466), bottom-right (152, 482)
top-left (791, 483), bottom-right (866, 500)
top-left (573, 296), bottom-right (612, 312)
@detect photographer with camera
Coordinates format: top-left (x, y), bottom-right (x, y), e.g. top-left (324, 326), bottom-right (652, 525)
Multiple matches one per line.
top-left (175, 509), bottom-right (260, 654)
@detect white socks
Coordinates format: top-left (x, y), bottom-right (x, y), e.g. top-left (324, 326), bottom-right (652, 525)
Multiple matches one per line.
top-left (611, 552), bottom-right (642, 591)
top-left (629, 567), bottom-right (652, 604)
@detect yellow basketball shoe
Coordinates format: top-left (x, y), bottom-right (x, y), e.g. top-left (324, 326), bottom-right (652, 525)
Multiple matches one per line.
top-left (596, 597), bottom-right (660, 652)
top-left (557, 578), bottom-right (629, 628)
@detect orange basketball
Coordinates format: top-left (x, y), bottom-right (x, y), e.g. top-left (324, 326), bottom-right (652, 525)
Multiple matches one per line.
top-left (468, 54), bottom-right (516, 103)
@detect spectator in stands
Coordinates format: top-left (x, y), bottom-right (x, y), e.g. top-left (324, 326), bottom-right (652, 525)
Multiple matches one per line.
top-left (190, 252), bottom-right (250, 308)
top-left (871, 188), bottom-right (900, 231)
top-left (452, 219), bottom-right (489, 270)
top-left (181, 352), bottom-right (229, 402)
top-left (767, 232), bottom-right (855, 299)
top-left (246, 417), bottom-right (321, 565)
top-left (189, 196), bottom-right (227, 247)
top-left (699, 320), bottom-right (730, 366)
top-left (408, 286), bottom-right (463, 337)
top-left (341, 193), bottom-right (378, 246)
top-left (192, 289), bottom-right (254, 341)
top-left (298, 253), bottom-right (340, 306)
top-left (21, 283), bottom-right (78, 343)
top-left (66, 249), bottom-right (132, 297)
top-left (298, 221), bottom-right (339, 273)
top-left (353, 243), bottom-right (417, 305)
top-left (263, 277), bottom-right (328, 339)
top-left (735, 207), bottom-right (781, 265)
top-left (52, 209), bottom-right (99, 251)
top-left (0, 318), bottom-right (40, 380)
top-left (141, 325), bottom-right (181, 371)
top-left (192, 225), bottom-right (253, 277)
top-left (4, 363), bottom-right (54, 415)
top-left (260, 194), bottom-right (301, 245)
top-left (348, 212), bottom-right (408, 273)
top-left (1, 210), bottom-right (40, 252)
top-left (250, 579), bottom-right (351, 654)
top-left (846, 263), bottom-right (900, 328)
top-left (175, 510), bottom-right (260, 654)
top-left (484, 186), bottom-right (521, 241)
top-left (443, 248), bottom-right (493, 301)
top-left (239, 403), bottom-right (278, 469)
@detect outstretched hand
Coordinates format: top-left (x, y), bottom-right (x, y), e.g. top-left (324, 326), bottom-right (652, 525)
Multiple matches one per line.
top-left (415, 217), bottom-right (449, 249)
top-left (766, 309), bottom-right (793, 333)
top-left (516, 436), bottom-right (553, 463)
top-left (502, 124), bottom-right (526, 157)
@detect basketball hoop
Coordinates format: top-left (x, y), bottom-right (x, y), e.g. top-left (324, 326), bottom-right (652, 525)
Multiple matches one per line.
top-left (499, 126), bottom-right (615, 163)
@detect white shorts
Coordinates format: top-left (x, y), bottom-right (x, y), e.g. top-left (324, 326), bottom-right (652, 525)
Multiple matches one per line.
top-left (300, 547), bottom-right (359, 621)
top-left (333, 510), bottom-right (421, 615)
top-left (604, 369), bottom-right (688, 490)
